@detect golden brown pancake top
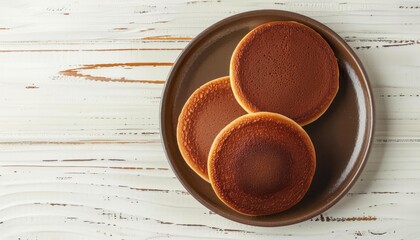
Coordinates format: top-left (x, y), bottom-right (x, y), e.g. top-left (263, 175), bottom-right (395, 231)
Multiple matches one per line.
top-left (208, 112), bottom-right (316, 216)
top-left (230, 21), bottom-right (339, 126)
top-left (177, 76), bottom-right (247, 181)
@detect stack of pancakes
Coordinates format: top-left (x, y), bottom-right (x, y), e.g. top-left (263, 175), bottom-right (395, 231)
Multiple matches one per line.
top-left (177, 21), bottom-right (339, 216)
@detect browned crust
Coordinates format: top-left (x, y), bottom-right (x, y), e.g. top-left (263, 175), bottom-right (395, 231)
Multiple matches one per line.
top-left (208, 112), bottom-right (316, 216)
top-left (177, 76), bottom-right (241, 182)
top-left (230, 21), bottom-right (339, 126)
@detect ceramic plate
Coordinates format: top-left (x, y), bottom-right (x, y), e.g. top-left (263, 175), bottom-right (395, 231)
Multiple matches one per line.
top-left (160, 10), bottom-right (374, 226)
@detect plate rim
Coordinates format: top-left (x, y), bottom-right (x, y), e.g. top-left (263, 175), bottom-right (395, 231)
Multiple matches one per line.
top-left (160, 9), bottom-right (375, 227)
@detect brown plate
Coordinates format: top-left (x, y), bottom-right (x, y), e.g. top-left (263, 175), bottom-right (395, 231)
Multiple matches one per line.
top-left (160, 10), bottom-right (374, 227)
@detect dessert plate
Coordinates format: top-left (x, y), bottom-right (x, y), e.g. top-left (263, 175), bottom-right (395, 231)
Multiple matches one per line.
top-left (160, 10), bottom-right (374, 226)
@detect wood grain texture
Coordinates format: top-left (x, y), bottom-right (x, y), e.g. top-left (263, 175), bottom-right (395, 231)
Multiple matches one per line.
top-left (0, 0), bottom-right (420, 239)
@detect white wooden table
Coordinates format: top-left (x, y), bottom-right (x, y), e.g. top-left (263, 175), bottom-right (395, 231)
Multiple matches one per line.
top-left (1, 0), bottom-right (419, 239)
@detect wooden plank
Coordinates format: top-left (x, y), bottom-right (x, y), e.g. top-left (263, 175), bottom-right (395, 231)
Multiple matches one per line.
top-left (1, 0), bottom-right (420, 239)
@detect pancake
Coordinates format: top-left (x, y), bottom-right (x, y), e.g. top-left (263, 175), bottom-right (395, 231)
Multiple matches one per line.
top-left (177, 76), bottom-right (247, 181)
top-left (208, 112), bottom-right (316, 216)
top-left (230, 21), bottom-right (339, 126)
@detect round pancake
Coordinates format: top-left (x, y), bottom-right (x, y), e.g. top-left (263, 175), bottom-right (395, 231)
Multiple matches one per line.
top-left (208, 112), bottom-right (316, 216)
top-left (230, 21), bottom-right (339, 126)
top-left (177, 76), bottom-right (247, 182)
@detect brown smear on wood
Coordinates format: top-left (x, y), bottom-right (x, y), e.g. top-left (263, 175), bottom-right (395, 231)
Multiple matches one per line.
top-left (0, 48), bottom-right (183, 52)
top-left (2, 164), bottom-right (168, 171)
top-left (131, 188), bottom-right (169, 193)
top-left (152, 20), bottom-right (169, 24)
top-left (140, 28), bottom-right (155, 32)
top-left (399, 5), bottom-right (420, 9)
top-left (60, 62), bottom-right (172, 84)
top-left (0, 28), bottom-right (10, 30)
top-left (162, 222), bottom-right (256, 234)
top-left (108, 158), bottom-right (125, 162)
top-left (368, 230), bottom-right (387, 236)
top-left (130, 187), bottom-right (188, 195)
top-left (25, 86), bottom-right (39, 89)
top-left (143, 216), bottom-right (257, 234)
top-left (34, 202), bottom-right (79, 207)
top-left (143, 217), bottom-right (260, 233)
top-left (0, 140), bottom-right (149, 145)
top-left (187, 0), bottom-right (211, 4)
top-left (62, 158), bottom-right (96, 162)
top-left (348, 191), bottom-right (416, 196)
top-left (142, 35), bottom-right (193, 41)
top-left (49, 203), bottom-right (68, 206)
top-left (312, 214), bottom-right (377, 222)
top-left (383, 42), bottom-right (417, 48)
top-left (373, 191), bottom-right (416, 194)
top-left (113, 28), bottom-right (128, 30)
top-left (158, 220), bottom-right (173, 224)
